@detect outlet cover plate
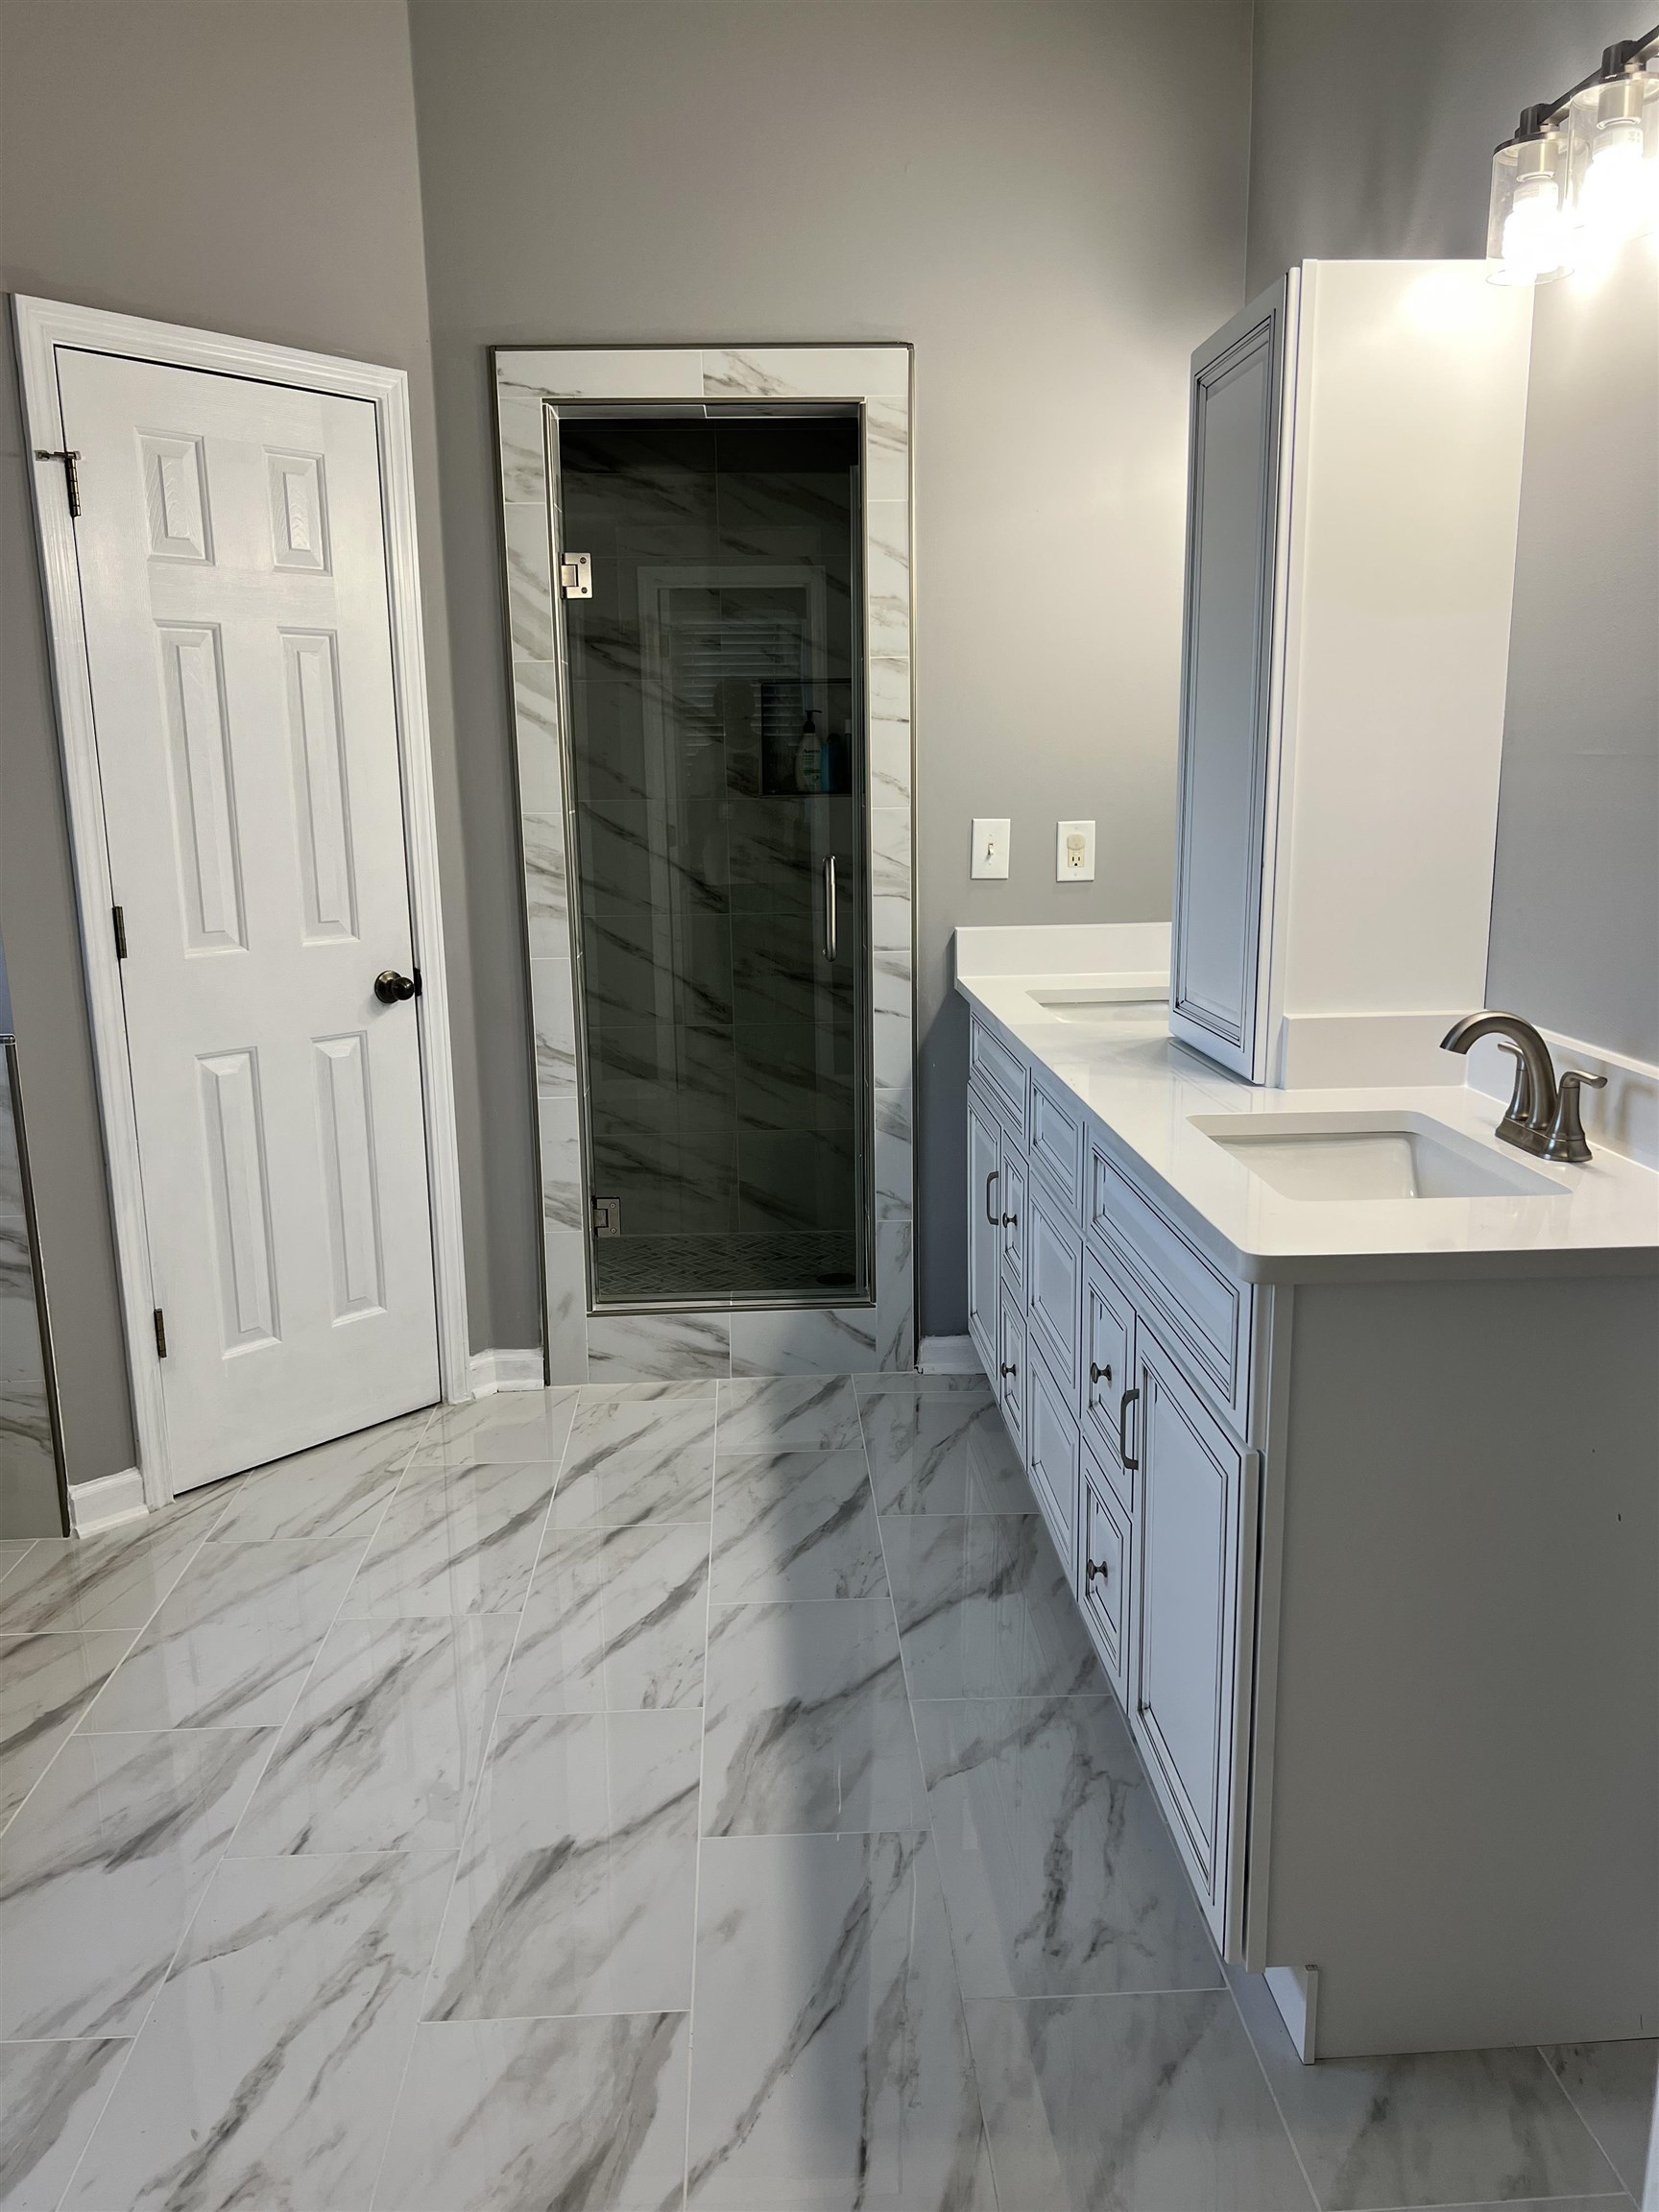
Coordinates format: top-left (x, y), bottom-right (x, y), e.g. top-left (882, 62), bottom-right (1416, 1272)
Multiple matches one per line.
top-left (971, 818), bottom-right (1011, 879)
top-left (1056, 820), bottom-right (1095, 882)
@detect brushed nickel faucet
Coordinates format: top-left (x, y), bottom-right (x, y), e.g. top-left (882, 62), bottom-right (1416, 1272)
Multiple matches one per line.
top-left (1440, 1012), bottom-right (1606, 1164)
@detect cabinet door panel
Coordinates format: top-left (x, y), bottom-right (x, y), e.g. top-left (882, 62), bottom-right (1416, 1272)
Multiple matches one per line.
top-left (1025, 1345), bottom-right (1080, 1579)
top-left (1081, 1455), bottom-right (1131, 1705)
top-left (968, 1087), bottom-right (1002, 1374)
top-left (999, 1147), bottom-right (1027, 1298)
top-left (1081, 1250), bottom-right (1135, 1511)
top-left (1169, 279), bottom-right (1291, 1082)
top-left (1027, 1180), bottom-right (1082, 1398)
top-left (1133, 1332), bottom-right (1255, 1945)
top-left (996, 1277), bottom-right (1026, 1448)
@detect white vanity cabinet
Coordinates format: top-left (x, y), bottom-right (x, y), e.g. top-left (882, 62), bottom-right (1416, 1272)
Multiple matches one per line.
top-left (1170, 261), bottom-right (1533, 1085)
top-left (962, 999), bottom-right (1657, 2054)
top-left (968, 1014), bottom-right (1262, 1954)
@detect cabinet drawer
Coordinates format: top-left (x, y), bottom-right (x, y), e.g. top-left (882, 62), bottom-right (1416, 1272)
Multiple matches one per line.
top-left (1025, 1346), bottom-right (1080, 1579)
top-left (999, 1149), bottom-right (1028, 1297)
top-left (1081, 1453), bottom-right (1131, 1703)
top-left (1026, 1181), bottom-right (1082, 1398)
top-left (996, 1278), bottom-right (1026, 1447)
top-left (1029, 1070), bottom-right (1085, 1216)
top-left (1081, 1252), bottom-right (1136, 1512)
top-left (970, 1016), bottom-right (1028, 1142)
top-left (1090, 1144), bottom-right (1253, 1434)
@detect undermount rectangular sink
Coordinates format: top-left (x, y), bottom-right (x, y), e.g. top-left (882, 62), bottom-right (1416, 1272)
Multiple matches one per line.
top-left (1028, 977), bottom-right (1169, 1022)
top-left (1189, 1111), bottom-right (1562, 1202)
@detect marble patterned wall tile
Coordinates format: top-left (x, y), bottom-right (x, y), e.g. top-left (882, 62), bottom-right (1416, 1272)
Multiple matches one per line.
top-left (872, 806), bottom-right (912, 904)
top-left (729, 1306), bottom-right (879, 1380)
top-left (528, 955), bottom-right (577, 1094)
top-left (502, 504), bottom-right (554, 662)
top-left (496, 389), bottom-right (549, 505)
top-left (869, 657), bottom-right (913, 810)
top-left (522, 814), bottom-right (569, 958)
top-left (513, 661), bottom-right (564, 815)
top-left (702, 347), bottom-right (909, 400)
top-left (586, 1311), bottom-right (733, 1382)
top-left (876, 1089), bottom-right (914, 1222)
top-left (542, 1232), bottom-right (589, 1384)
top-left (865, 396), bottom-right (910, 502)
top-left (866, 501), bottom-right (911, 660)
top-left (537, 1095), bottom-right (584, 1233)
top-left (878, 1220), bottom-right (916, 1372)
top-left (499, 348), bottom-right (702, 397)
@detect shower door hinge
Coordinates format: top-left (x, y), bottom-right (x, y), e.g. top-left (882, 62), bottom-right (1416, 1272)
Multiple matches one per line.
top-left (560, 552), bottom-right (592, 600)
top-left (153, 1307), bottom-right (168, 1359)
top-left (591, 1195), bottom-right (621, 1238)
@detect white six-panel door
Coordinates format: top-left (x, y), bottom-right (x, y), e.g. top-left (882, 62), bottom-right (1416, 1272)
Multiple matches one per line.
top-left (56, 350), bottom-right (441, 1489)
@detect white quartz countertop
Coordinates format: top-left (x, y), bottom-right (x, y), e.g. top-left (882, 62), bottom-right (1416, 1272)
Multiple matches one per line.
top-left (954, 930), bottom-right (1659, 1284)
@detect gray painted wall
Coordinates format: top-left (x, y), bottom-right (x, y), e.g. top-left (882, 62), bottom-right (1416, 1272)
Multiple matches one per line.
top-left (1246, 0), bottom-right (1652, 293)
top-left (1249, 0), bottom-right (1659, 1066)
top-left (0, 0), bottom-right (493, 1481)
top-left (407, 0), bottom-right (1255, 1343)
top-left (1487, 247), bottom-right (1658, 1062)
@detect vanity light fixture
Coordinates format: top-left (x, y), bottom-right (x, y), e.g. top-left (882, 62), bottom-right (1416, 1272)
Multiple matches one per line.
top-left (1487, 23), bottom-right (1659, 285)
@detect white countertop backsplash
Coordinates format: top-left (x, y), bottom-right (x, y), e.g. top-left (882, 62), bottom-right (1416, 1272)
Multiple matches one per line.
top-left (953, 925), bottom-right (1659, 1283)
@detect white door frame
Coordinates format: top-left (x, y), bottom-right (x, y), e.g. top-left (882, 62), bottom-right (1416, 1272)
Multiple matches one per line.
top-left (12, 295), bottom-right (471, 1509)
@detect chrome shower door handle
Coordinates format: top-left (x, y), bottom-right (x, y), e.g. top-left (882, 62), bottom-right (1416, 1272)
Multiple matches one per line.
top-left (823, 854), bottom-right (838, 961)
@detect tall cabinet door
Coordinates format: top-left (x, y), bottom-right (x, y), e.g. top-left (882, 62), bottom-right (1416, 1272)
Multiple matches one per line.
top-left (1168, 276), bottom-right (1294, 1085)
top-left (967, 1089), bottom-right (1001, 1375)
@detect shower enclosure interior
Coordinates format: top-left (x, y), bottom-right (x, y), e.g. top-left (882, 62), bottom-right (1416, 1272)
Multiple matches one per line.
top-left (554, 412), bottom-right (871, 1309)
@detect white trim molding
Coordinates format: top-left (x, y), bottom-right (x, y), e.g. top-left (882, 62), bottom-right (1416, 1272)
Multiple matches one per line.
top-left (68, 1467), bottom-right (148, 1535)
top-left (467, 1348), bottom-right (547, 1396)
top-left (493, 344), bottom-right (917, 1382)
top-left (12, 295), bottom-right (472, 1510)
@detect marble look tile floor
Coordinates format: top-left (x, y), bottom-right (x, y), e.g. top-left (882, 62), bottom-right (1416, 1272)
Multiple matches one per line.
top-left (0, 1377), bottom-right (1649, 2209)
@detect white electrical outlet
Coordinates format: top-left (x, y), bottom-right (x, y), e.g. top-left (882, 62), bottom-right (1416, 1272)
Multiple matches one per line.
top-left (1056, 820), bottom-right (1095, 882)
top-left (971, 818), bottom-right (1011, 879)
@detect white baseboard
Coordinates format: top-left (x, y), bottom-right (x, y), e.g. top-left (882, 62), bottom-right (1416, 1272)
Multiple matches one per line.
top-left (1264, 1963), bottom-right (1320, 2064)
top-left (467, 1348), bottom-right (546, 1398)
top-left (918, 1334), bottom-right (980, 1373)
top-left (68, 1466), bottom-right (148, 1535)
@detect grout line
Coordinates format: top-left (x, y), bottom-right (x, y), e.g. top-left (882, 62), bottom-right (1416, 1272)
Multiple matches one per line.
top-left (46, 1404), bottom-right (440, 2212)
top-left (854, 1382), bottom-right (1004, 2210)
top-left (363, 1392), bottom-right (575, 2212)
top-left (677, 1372), bottom-right (734, 2207)
top-left (1531, 2042), bottom-right (1650, 2203)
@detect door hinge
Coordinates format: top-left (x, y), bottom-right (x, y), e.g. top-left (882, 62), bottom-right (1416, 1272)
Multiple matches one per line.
top-left (560, 552), bottom-right (592, 600)
top-left (153, 1307), bottom-right (168, 1359)
top-left (591, 1195), bottom-right (621, 1238)
top-left (112, 904), bottom-right (128, 960)
top-left (34, 448), bottom-right (82, 517)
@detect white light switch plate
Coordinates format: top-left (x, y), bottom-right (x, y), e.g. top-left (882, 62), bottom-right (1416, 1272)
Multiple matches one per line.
top-left (1056, 820), bottom-right (1095, 881)
top-left (971, 818), bottom-right (1011, 878)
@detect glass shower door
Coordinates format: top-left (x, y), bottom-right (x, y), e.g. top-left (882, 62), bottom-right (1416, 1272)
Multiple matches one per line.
top-left (557, 414), bottom-right (869, 1308)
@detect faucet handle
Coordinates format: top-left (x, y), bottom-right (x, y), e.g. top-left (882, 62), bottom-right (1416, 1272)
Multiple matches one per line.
top-left (1493, 1042), bottom-right (1533, 1134)
top-left (1541, 1070), bottom-right (1607, 1165)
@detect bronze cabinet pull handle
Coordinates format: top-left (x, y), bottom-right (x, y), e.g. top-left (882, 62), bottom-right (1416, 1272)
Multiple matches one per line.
top-left (1118, 1385), bottom-right (1141, 1470)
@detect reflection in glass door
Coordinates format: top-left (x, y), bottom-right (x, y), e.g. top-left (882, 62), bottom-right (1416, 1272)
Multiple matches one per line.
top-left (556, 415), bottom-right (869, 1308)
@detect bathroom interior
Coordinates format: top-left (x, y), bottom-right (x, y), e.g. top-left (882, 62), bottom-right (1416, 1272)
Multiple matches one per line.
top-left (1, 1), bottom-right (1657, 2206)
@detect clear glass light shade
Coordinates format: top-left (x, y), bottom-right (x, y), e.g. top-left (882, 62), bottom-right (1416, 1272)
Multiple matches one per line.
top-left (1566, 70), bottom-right (1658, 250)
top-left (1487, 132), bottom-right (1573, 284)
